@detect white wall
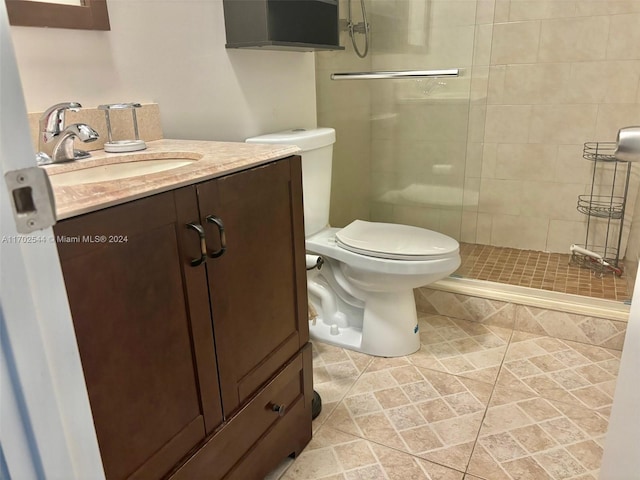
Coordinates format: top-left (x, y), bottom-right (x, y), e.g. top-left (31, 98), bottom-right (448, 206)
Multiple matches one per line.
top-left (10, 0), bottom-right (317, 142)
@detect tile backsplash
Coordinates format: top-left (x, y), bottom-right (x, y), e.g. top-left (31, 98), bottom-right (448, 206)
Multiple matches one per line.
top-left (28, 103), bottom-right (163, 153)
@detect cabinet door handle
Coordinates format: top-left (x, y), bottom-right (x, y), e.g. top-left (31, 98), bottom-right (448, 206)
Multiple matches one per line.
top-left (186, 223), bottom-right (207, 267)
top-left (206, 215), bottom-right (226, 258)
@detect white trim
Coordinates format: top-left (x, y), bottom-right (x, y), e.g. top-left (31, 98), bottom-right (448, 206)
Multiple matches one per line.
top-left (600, 265), bottom-right (640, 478)
top-left (0, 3), bottom-right (104, 478)
top-left (1, 329), bottom-right (39, 480)
top-left (431, 277), bottom-right (630, 322)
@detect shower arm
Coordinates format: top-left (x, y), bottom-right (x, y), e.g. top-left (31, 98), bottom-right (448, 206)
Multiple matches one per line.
top-left (330, 69), bottom-right (460, 80)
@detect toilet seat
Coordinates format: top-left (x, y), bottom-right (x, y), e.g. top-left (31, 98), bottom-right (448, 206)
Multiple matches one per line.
top-left (335, 220), bottom-right (459, 261)
top-left (306, 227), bottom-right (460, 276)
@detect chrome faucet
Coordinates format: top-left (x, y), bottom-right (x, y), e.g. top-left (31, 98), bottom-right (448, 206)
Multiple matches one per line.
top-left (38, 102), bottom-right (99, 164)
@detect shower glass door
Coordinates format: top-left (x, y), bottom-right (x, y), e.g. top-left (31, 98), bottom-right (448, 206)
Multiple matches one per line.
top-left (315, 0), bottom-right (480, 243)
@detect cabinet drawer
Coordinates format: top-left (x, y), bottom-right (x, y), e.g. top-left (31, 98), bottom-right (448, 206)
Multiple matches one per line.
top-left (170, 344), bottom-right (312, 480)
top-left (224, 389), bottom-right (311, 480)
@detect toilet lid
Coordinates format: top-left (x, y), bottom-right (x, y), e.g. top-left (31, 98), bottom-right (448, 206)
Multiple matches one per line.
top-left (335, 220), bottom-right (459, 260)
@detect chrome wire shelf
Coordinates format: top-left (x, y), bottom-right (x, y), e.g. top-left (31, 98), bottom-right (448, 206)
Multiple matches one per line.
top-left (574, 141), bottom-right (632, 275)
top-left (569, 244), bottom-right (623, 278)
top-left (583, 142), bottom-right (617, 162)
top-left (577, 195), bottom-right (624, 219)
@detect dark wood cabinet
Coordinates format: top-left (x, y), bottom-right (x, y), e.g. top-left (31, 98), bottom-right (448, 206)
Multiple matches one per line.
top-left (199, 159), bottom-right (308, 416)
top-left (54, 156), bottom-right (311, 480)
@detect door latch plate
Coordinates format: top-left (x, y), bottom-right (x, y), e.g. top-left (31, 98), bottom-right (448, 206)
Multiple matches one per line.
top-left (4, 165), bottom-right (56, 233)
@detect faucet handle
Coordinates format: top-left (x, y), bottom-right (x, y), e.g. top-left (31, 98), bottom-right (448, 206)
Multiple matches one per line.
top-left (40, 102), bottom-right (82, 140)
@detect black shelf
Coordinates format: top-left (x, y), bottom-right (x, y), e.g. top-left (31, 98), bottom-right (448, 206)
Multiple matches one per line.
top-left (223, 0), bottom-right (344, 53)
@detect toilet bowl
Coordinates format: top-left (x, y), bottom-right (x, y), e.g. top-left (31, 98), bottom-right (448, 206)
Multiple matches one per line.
top-left (246, 128), bottom-right (461, 357)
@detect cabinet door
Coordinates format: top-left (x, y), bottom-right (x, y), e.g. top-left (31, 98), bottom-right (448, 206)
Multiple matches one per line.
top-left (198, 157), bottom-right (308, 416)
top-left (54, 188), bottom-right (223, 480)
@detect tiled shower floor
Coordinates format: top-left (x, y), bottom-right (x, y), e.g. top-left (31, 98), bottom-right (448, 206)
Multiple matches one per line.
top-left (280, 314), bottom-right (621, 479)
top-left (456, 243), bottom-right (631, 302)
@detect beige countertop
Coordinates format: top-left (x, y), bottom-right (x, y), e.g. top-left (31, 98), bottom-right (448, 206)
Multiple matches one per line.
top-left (43, 139), bottom-right (301, 220)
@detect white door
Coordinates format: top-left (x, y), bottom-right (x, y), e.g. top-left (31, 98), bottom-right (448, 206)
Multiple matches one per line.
top-left (0, 3), bottom-right (104, 478)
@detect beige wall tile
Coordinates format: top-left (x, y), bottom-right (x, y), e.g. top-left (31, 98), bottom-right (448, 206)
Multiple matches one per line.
top-left (565, 61), bottom-right (640, 104)
top-left (371, 139), bottom-right (396, 174)
top-left (371, 173), bottom-right (397, 200)
top-left (430, 1), bottom-right (478, 27)
top-left (323, 110), bottom-right (371, 227)
top-left (394, 205), bottom-right (444, 231)
top-left (521, 181), bottom-right (586, 221)
top-left (493, 0), bottom-right (511, 22)
top-left (491, 21), bottom-right (541, 64)
top-left (576, 0), bottom-right (640, 16)
top-left (473, 24), bottom-right (494, 66)
top-left (607, 13), bottom-right (640, 60)
top-left (462, 211), bottom-right (479, 242)
top-left (470, 66), bottom-right (490, 104)
top-left (490, 214), bottom-right (549, 250)
top-left (595, 104), bottom-right (640, 141)
top-left (509, 0), bottom-right (577, 21)
top-left (461, 176), bottom-right (480, 209)
top-left (484, 105), bottom-right (532, 143)
top-left (481, 142), bottom-right (498, 179)
top-left (476, 0), bottom-right (497, 24)
top-left (466, 142), bottom-right (484, 178)
top-left (440, 209), bottom-right (464, 239)
top-left (487, 65), bottom-right (506, 104)
top-left (315, 69), bottom-right (371, 115)
top-left (495, 143), bottom-right (557, 181)
top-left (396, 103), bottom-right (470, 143)
top-left (427, 25), bottom-right (476, 68)
top-left (476, 212), bottom-right (494, 244)
top-left (500, 63), bottom-right (571, 105)
top-left (370, 201), bottom-right (394, 223)
top-left (555, 145), bottom-right (594, 184)
top-left (547, 219), bottom-right (587, 253)
top-left (478, 178), bottom-right (523, 215)
top-left (529, 104), bottom-right (598, 144)
top-left (468, 105), bottom-right (488, 143)
top-left (538, 16), bottom-right (610, 63)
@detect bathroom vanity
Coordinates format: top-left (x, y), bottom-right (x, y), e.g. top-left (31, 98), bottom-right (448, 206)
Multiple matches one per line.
top-left (47, 141), bottom-right (311, 479)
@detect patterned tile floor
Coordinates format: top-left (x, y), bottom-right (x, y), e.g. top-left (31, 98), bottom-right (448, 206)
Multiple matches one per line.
top-left (456, 243), bottom-right (631, 302)
top-left (279, 313), bottom-right (621, 480)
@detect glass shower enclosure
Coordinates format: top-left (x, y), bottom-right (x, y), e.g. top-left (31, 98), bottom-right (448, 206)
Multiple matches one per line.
top-left (315, 0), bottom-right (479, 243)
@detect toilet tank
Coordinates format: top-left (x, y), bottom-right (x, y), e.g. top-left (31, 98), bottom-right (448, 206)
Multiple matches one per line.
top-left (246, 128), bottom-right (336, 237)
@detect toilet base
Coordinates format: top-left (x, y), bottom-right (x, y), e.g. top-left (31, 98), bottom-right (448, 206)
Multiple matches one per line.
top-left (308, 288), bottom-right (421, 357)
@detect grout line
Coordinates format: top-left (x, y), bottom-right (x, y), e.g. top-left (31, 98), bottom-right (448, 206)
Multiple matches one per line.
top-left (462, 323), bottom-right (516, 478)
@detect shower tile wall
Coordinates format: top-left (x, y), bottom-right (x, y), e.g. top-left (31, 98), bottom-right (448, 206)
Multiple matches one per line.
top-left (315, 0), bottom-right (640, 257)
top-left (470, 0), bottom-right (640, 255)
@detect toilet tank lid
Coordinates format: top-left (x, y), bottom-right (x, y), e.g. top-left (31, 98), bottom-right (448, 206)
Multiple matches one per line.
top-left (245, 128), bottom-right (336, 152)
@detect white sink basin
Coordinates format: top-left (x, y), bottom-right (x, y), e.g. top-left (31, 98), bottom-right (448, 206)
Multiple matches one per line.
top-left (48, 158), bottom-right (198, 187)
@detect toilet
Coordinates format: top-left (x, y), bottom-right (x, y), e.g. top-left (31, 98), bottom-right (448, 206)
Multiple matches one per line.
top-left (246, 128), bottom-right (460, 357)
